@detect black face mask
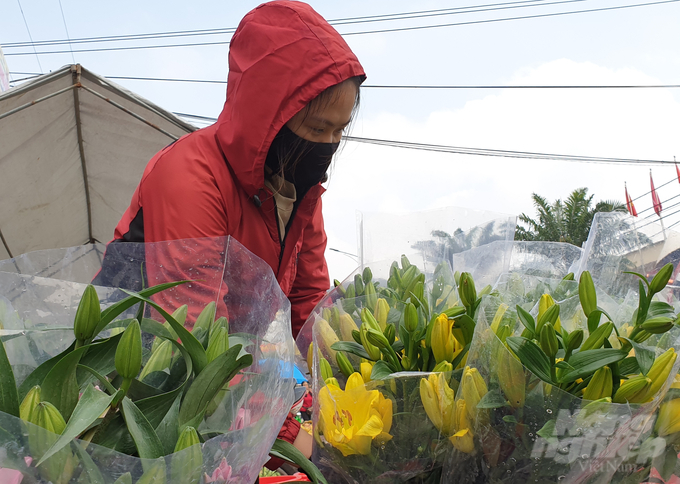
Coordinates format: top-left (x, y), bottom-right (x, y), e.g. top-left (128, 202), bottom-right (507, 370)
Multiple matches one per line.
top-left (265, 124), bottom-right (339, 195)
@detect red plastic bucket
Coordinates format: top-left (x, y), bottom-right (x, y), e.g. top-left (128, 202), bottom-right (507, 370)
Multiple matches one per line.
top-left (259, 473), bottom-right (311, 483)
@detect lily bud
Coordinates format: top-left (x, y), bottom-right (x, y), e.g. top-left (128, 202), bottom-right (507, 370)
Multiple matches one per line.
top-left (354, 274), bottom-right (364, 296)
top-left (360, 324), bottom-right (382, 360)
top-left (336, 352), bottom-right (356, 379)
top-left (432, 314), bottom-right (455, 364)
top-left (384, 324), bottom-right (396, 345)
top-left (401, 355), bottom-right (411, 370)
top-left (20, 385), bottom-right (41, 422)
top-left (579, 271), bottom-right (597, 318)
top-left (193, 301), bottom-right (216, 337)
top-left (581, 322), bottom-right (614, 352)
top-left (319, 357), bottom-right (333, 382)
top-left (360, 361), bottom-right (373, 383)
top-left (490, 304), bottom-right (509, 334)
top-left (433, 361), bottom-right (453, 373)
top-left (449, 399), bottom-right (475, 453)
top-left (140, 339), bottom-right (173, 381)
top-left (640, 317), bottom-right (675, 334)
top-left (458, 273), bottom-right (477, 308)
top-left (404, 302), bottom-right (418, 332)
top-left (206, 326), bottom-right (230, 363)
top-left (73, 284), bottom-right (101, 343)
top-left (613, 375), bottom-right (652, 404)
top-left (362, 267), bottom-right (373, 285)
top-left (566, 329), bottom-right (584, 353)
top-left (655, 398), bottom-right (680, 437)
top-left (374, 299), bottom-right (390, 331)
top-left (539, 323), bottom-right (559, 360)
top-left (643, 348), bottom-right (677, 400)
top-left (325, 377), bottom-right (339, 387)
top-left (538, 294), bottom-right (561, 332)
top-left (364, 281), bottom-right (378, 312)
top-left (583, 366), bottom-right (613, 401)
top-left (462, 366), bottom-right (488, 420)
top-left (136, 459), bottom-right (167, 484)
top-left (497, 349), bottom-right (525, 408)
top-left (360, 308), bottom-right (381, 332)
top-left (401, 266), bottom-right (418, 292)
top-left (172, 426), bottom-right (203, 484)
top-left (339, 313), bottom-right (359, 342)
top-left (365, 328), bottom-right (390, 350)
top-left (115, 320), bottom-right (142, 381)
top-left (31, 401), bottom-right (66, 434)
top-left (316, 318), bottom-right (339, 361)
top-left (351, 329), bottom-right (362, 344)
top-left (649, 263), bottom-right (674, 295)
top-left (420, 373), bottom-right (455, 435)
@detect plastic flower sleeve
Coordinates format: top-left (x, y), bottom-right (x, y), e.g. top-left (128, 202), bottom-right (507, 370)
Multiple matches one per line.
top-left (309, 297), bottom-right (451, 483)
top-left (0, 236), bottom-right (294, 484)
top-left (357, 206), bottom-right (516, 275)
top-left (439, 284), bottom-right (680, 484)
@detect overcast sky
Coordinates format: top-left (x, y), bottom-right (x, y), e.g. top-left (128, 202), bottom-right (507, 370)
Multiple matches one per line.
top-left (2, 0), bottom-right (679, 281)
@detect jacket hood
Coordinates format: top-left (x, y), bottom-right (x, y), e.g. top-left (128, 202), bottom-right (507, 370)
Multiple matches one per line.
top-left (215, 1), bottom-right (365, 198)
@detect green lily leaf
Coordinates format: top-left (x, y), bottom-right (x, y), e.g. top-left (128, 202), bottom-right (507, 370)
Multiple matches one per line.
top-left (506, 336), bottom-right (553, 384)
top-left (41, 345), bottom-right (90, 421)
top-left (515, 305), bottom-right (535, 335)
top-left (452, 314), bottom-right (476, 347)
top-left (0, 339), bottom-right (19, 418)
top-left (72, 440), bottom-right (106, 484)
top-left (625, 338), bottom-right (655, 375)
top-left (557, 348), bottom-right (628, 383)
top-left (38, 384), bottom-right (117, 465)
top-left (270, 438), bottom-right (328, 484)
top-left (370, 360), bottom-right (394, 381)
top-left (18, 341), bottom-right (75, 399)
top-left (77, 332), bottom-right (123, 388)
top-left (120, 290), bottom-right (207, 375)
top-left (619, 356), bottom-right (640, 376)
top-left (94, 281), bottom-right (188, 340)
top-left (77, 364), bottom-right (117, 395)
top-left (178, 344), bottom-right (252, 430)
top-left (155, 393), bottom-right (183, 455)
top-left (330, 341), bottom-right (370, 360)
top-left (120, 396), bottom-right (164, 459)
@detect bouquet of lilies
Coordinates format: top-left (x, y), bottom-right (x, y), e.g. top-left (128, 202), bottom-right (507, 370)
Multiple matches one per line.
top-left (0, 237), bottom-right (303, 484)
top-left (308, 248), bottom-right (680, 483)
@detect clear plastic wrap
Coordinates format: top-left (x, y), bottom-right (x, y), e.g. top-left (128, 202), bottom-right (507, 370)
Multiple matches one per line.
top-left (357, 206), bottom-right (517, 276)
top-left (439, 281), bottom-right (680, 484)
top-left (0, 236), bottom-right (295, 484)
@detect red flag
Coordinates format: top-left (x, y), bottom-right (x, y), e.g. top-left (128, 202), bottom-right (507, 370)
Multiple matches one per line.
top-left (650, 171), bottom-right (662, 216)
top-left (625, 184), bottom-right (638, 217)
top-left (676, 163), bottom-right (680, 183)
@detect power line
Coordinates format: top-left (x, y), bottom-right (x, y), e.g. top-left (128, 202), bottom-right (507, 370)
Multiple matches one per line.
top-left (57, 0), bottom-right (75, 64)
top-left (0, 0), bottom-right (574, 49)
top-left (9, 72), bottom-right (680, 90)
top-left (4, 0), bottom-right (678, 56)
top-left (16, 0), bottom-right (42, 72)
top-left (168, 111), bottom-right (677, 166)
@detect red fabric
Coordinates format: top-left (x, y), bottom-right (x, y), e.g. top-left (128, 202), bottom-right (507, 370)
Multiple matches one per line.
top-left (265, 413), bottom-right (302, 470)
top-left (650, 171), bottom-right (662, 217)
top-left (301, 392), bottom-right (312, 411)
top-left (111, 1), bottom-right (365, 336)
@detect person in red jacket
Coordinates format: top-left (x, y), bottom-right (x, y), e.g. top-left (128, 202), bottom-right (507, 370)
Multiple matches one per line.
top-left (96, 0), bottom-right (365, 474)
top-left (98, 0), bottom-right (365, 339)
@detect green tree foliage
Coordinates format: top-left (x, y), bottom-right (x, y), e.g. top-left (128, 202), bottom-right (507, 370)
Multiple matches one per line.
top-left (515, 188), bottom-right (626, 247)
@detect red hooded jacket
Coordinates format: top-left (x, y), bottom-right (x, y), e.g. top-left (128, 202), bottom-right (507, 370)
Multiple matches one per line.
top-left (110, 1), bottom-right (365, 337)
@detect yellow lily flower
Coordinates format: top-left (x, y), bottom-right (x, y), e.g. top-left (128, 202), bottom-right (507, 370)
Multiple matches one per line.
top-left (432, 314), bottom-right (455, 363)
top-left (449, 397), bottom-right (475, 453)
top-left (462, 366), bottom-right (488, 421)
top-left (360, 360), bottom-right (374, 383)
top-left (318, 373), bottom-right (392, 456)
top-left (419, 373), bottom-right (455, 435)
top-left (655, 399), bottom-right (680, 437)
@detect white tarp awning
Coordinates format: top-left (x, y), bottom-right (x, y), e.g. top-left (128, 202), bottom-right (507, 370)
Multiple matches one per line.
top-left (0, 64), bottom-right (196, 260)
